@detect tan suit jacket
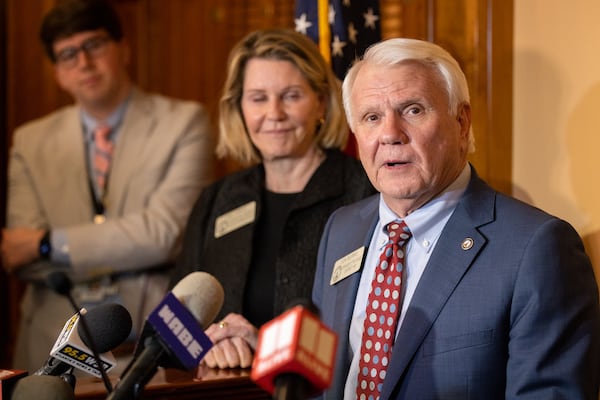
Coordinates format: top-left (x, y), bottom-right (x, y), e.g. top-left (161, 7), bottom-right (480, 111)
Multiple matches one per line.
top-left (7, 87), bottom-right (214, 372)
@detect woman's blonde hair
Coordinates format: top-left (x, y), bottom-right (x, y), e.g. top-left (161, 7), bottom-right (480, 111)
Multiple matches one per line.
top-left (217, 29), bottom-right (348, 165)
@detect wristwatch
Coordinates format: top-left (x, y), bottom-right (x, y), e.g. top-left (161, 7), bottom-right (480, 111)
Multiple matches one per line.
top-left (39, 230), bottom-right (52, 260)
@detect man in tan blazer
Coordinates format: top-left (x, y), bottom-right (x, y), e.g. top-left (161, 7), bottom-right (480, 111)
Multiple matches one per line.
top-left (0, 0), bottom-right (214, 373)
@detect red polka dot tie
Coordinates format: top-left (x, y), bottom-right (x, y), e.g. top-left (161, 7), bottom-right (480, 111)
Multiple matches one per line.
top-left (356, 220), bottom-right (411, 400)
top-left (93, 125), bottom-right (113, 193)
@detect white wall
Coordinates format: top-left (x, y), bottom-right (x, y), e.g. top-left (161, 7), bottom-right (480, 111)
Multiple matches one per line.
top-left (514, 0), bottom-right (600, 281)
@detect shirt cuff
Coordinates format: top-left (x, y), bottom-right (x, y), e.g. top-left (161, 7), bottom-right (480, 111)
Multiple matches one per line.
top-left (51, 229), bottom-right (71, 264)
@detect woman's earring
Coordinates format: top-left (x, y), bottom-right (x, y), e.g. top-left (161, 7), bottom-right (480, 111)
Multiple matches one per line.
top-left (317, 117), bottom-right (325, 132)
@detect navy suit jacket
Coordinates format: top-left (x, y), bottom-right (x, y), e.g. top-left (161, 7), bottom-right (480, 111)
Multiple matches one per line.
top-left (313, 167), bottom-right (600, 399)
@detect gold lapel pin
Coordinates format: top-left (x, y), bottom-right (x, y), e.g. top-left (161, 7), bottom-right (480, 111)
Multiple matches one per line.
top-left (461, 238), bottom-right (474, 250)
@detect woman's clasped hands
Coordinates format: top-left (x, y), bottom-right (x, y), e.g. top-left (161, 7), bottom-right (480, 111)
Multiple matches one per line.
top-left (199, 313), bottom-right (259, 373)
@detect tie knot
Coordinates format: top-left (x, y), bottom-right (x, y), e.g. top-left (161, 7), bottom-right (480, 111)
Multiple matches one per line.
top-left (386, 220), bottom-right (411, 246)
top-left (94, 125), bottom-right (112, 142)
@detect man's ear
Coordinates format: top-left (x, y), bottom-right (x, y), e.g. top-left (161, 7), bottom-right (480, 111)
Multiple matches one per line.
top-left (119, 39), bottom-right (131, 66)
top-left (54, 64), bottom-right (67, 92)
top-left (457, 102), bottom-right (472, 138)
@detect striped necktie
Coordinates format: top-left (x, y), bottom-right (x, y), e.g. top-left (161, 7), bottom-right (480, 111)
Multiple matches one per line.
top-left (93, 125), bottom-right (113, 194)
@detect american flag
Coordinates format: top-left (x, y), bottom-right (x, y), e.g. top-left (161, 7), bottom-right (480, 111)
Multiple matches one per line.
top-left (295, 0), bottom-right (382, 80)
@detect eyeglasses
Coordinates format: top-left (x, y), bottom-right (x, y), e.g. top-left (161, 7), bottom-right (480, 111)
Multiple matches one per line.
top-left (54, 36), bottom-right (111, 69)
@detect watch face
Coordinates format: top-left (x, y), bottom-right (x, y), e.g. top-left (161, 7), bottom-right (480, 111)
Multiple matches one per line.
top-left (40, 232), bottom-right (52, 259)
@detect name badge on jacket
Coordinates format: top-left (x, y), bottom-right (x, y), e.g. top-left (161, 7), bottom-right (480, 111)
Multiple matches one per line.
top-left (214, 201), bottom-right (256, 238)
top-left (330, 246), bottom-right (365, 285)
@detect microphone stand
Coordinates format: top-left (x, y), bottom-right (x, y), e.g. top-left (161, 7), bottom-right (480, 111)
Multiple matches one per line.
top-left (59, 367), bottom-right (77, 389)
top-left (48, 271), bottom-right (113, 393)
top-left (65, 295), bottom-right (114, 393)
top-left (273, 373), bottom-right (310, 400)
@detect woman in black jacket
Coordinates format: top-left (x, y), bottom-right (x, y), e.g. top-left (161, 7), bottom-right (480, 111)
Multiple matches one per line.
top-left (172, 28), bottom-right (375, 370)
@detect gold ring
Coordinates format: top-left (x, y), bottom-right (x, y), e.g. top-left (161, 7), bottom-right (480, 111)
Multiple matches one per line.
top-left (218, 321), bottom-right (228, 328)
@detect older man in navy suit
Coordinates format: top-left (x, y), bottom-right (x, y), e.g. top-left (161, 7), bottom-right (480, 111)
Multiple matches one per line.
top-left (313, 38), bottom-right (600, 399)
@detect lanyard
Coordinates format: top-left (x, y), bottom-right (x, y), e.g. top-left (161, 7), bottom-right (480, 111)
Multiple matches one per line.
top-left (85, 132), bottom-right (108, 224)
top-left (88, 178), bottom-right (107, 224)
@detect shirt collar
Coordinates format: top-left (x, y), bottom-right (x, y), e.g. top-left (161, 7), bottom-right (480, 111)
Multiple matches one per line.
top-left (80, 94), bottom-right (131, 141)
top-left (378, 164), bottom-right (471, 252)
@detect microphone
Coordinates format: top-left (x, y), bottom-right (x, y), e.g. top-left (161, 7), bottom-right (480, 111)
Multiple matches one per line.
top-left (34, 302), bottom-right (132, 377)
top-left (11, 375), bottom-right (75, 400)
top-left (107, 271), bottom-right (224, 400)
top-left (44, 271), bottom-right (120, 392)
top-left (250, 301), bottom-right (338, 400)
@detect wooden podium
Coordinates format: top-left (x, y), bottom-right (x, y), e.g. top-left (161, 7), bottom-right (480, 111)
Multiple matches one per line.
top-left (75, 366), bottom-right (270, 400)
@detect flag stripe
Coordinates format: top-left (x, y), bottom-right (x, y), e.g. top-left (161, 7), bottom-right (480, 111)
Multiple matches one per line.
top-left (318, 0), bottom-right (331, 63)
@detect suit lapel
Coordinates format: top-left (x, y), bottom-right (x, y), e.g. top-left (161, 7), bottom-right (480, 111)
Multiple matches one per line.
top-left (380, 171), bottom-right (496, 399)
top-left (108, 89), bottom-right (155, 207)
top-left (324, 197), bottom-right (379, 400)
top-left (332, 199), bottom-right (380, 330)
top-left (58, 107), bottom-right (91, 213)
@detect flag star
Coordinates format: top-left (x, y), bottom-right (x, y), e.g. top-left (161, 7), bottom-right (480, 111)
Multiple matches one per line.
top-left (329, 4), bottom-right (336, 24)
top-left (295, 13), bottom-right (313, 35)
top-left (331, 35), bottom-right (347, 57)
top-left (348, 22), bottom-right (358, 43)
top-left (363, 8), bottom-right (380, 30)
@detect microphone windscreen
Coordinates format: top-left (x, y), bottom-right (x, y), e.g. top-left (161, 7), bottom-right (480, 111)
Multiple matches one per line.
top-left (77, 303), bottom-right (133, 353)
top-left (172, 271), bottom-right (224, 328)
top-left (11, 375), bottom-right (75, 400)
top-left (46, 271), bottom-right (72, 296)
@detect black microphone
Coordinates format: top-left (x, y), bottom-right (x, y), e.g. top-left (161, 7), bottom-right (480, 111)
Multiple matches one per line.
top-left (251, 300), bottom-right (338, 400)
top-left (107, 271), bottom-right (224, 400)
top-left (34, 302), bottom-right (132, 376)
top-left (43, 271), bottom-right (132, 393)
top-left (11, 375), bottom-right (75, 400)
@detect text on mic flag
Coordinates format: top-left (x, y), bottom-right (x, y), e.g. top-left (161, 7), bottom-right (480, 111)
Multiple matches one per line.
top-left (49, 310), bottom-right (116, 377)
top-left (147, 292), bottom-right (213, 369)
